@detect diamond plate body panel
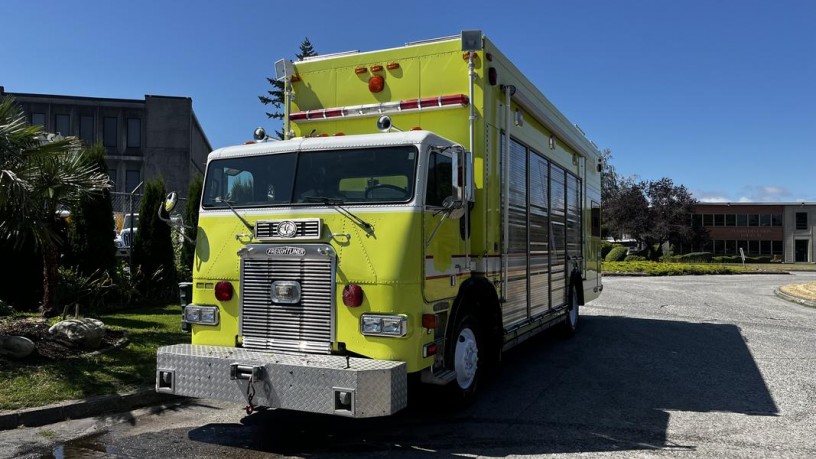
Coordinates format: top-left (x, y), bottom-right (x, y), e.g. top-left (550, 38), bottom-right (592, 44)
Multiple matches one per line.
top-left (156, 344), bottom-right (408, 418)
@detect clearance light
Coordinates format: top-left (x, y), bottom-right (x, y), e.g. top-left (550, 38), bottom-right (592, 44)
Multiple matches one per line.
top-left (355, 67), bottom-right (367, 74)
top-left (371, 64), bottom-right (384, 72)
top-left (289, 94), bottom-right (469, 123)
top-left (386, 62), bottom-right (400, 70)
top-left (214, 281), bottom-right (234, 301)
top-left (184, 305), bottom-right (220, 325)
top-left (361, 314), bottom-right (407, 337)
top-left (290, 75), bottom-right (301, 82)
top-left (368, 75), bottom-right (384, 93)
top-left (343, 284), bottom-right (364, 307)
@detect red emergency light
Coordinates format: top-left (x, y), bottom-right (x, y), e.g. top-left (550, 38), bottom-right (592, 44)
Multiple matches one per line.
top-left (289, 94), bottom-right (469, 123)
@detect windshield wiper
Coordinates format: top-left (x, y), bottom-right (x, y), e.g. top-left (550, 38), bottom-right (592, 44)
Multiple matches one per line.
top-left (304, 196), bottom-right (373, 232)
top-left (215, 197), bottom-right (254, 234)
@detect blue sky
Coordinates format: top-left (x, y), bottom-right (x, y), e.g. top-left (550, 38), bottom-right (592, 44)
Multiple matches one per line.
top-left (3, 0), bottom-right (814, 202)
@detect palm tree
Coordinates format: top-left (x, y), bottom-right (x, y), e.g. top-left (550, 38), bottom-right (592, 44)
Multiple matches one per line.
top-left (0, 96), bottom-right (110, 317)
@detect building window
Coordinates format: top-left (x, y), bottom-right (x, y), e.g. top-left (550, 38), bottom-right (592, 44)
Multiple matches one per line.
top-left (127, 118), bottom-right (141, 148)
top-left (80, 116), bottom-right (94, 145)
top-left (760, 240), bottom-right (771, 255)
top-left (693, 214), bottom-right (703, 227)
top-left (103, 117), bottom-right (117, 148)
top-left (714, 214), bottom-right (724, 226)
top-left (759, 214), bottom-right (771, 227)
top-left (703, 214), bottom-right (713, 226)
top-left (748, 240), bottom-right (759, 255)
top-left (771, 214), bottom-right (783, 227)
top-left (772, 240), bottom-right (783, 255)
top-left (55, 114), bottom-right (70, 136)
top-left (748, 214), bottom-right (759, 226)
top-left (725, 214), bottom-right (736, 226)
top-left (795, 212), bottom-right (808, 230)
top-left (125, 169), bottom-right (141, 193)
top-left (736, 214), bottom-right (748, 227)
top-left (31, 113), bottom-right (46, 127)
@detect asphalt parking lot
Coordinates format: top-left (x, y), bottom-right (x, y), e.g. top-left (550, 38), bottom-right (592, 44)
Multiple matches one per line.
top-left (4, 273), bottom-right (816, 458)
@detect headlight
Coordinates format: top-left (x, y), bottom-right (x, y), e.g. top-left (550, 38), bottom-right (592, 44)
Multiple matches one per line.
top-left (184, 305), bottom-right (219, 325)
top-left (360, 314), bottom-right (407, 337)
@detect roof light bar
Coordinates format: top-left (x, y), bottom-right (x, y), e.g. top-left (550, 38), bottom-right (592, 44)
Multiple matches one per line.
top-left (290, 93), bottom-right (469, 123)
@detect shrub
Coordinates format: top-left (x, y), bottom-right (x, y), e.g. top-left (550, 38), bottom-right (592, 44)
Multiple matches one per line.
top-left (624, 255), bottom-right (647, 262)
top-left (57, 266), bottom-right (115, 314)
top-left (605, 246), bottom-right (629, 262)
top-left (600, 241), bottom-right (618, 260)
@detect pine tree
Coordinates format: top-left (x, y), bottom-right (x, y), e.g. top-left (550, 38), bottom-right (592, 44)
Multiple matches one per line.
top-left (133, 178), bottom-right (177, 302)
top-left (258, 38), bottom-right (318, 139)
top-left (67, 144), bottom-right (117, 276)
top-left (179, 174), bottom-right (203, 280)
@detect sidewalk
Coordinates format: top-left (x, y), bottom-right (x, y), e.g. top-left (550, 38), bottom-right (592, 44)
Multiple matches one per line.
top-left (0, 388), bottom-right (179, 430)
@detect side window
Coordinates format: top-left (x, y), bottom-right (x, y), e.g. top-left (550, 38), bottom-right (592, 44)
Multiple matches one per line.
top-left (425, 151), bottom-right (452, 207)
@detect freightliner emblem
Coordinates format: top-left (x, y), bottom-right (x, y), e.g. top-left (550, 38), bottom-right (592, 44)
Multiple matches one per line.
top-left (266, 247), bottom-right (306, 256)
top-left (277, 221), bottom-right (298, 238)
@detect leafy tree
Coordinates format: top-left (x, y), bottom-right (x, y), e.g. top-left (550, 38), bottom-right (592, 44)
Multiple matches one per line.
top-left (0, 96), bottom-right (109, 316)
top-left (133, 178), bottom-right (177, 302)
top-left (644, 177), bottom-right (701, 255)
top-left (603, 177), bottom-right (650, 243)
top-left (600, 148), bottom-right (619, 203)
top-left (66, 144), bottom-right (117, 277)
top-left (179, 174), bottom-right (203, 280)
top-left (258, 37), bottom-right (318, 139)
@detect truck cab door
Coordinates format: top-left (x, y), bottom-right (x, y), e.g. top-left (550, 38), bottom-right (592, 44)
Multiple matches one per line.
top-left (422, 148), bottom-right (466, 302)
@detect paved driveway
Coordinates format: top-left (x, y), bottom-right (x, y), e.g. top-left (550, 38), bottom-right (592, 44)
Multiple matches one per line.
top-left (7, 273), bottom-right (816, 458)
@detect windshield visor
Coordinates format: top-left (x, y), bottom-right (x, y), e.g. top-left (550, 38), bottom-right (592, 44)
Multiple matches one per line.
top-left (202, 146), bottom-right (418, 208)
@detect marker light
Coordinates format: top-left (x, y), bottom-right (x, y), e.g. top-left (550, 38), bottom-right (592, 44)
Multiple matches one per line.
top-left (343, 284), bottom-right (364, 307)
top-left (215, 281), bottom-right (234, 301)
top-left (371, 64), bottom-right (384, 72)
top-left (355, 67), bottom-right (367, 74)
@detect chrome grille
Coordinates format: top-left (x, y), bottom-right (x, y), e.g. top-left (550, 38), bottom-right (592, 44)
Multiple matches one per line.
top-left (255, 218), bottom-right (321, 240)
top-left (240, 248), bottom-right (334, 354)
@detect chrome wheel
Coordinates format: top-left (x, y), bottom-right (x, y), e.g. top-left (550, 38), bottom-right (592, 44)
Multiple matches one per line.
top-left (454, 327), bottom-right (479, 389)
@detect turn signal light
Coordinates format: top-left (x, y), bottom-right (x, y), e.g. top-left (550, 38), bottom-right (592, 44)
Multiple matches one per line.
top-left (422, 314), bottom-right (438, 329)
top-left (343, 284), bottom-right (364, 307)
top-left (215, 281), bottom-right (234, 301)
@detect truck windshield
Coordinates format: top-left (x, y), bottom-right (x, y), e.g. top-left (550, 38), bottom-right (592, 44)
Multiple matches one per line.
top-left (202, 146), bottom-right (417, 208)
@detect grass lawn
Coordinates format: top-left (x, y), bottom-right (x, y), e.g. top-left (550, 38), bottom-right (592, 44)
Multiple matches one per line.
top-left (0, 304), bottom-right (186, 411)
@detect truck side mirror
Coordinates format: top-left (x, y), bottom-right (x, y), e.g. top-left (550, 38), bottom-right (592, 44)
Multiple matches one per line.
top-left (164, 192), bottom-right (179, 214)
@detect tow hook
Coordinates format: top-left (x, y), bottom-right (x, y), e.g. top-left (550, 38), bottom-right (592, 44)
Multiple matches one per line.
top-left (230, 363), bottom-right (263, 414)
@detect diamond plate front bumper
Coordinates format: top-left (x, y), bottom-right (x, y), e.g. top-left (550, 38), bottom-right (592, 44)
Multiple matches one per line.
top-left (156, 344), bottom-right (407, 418)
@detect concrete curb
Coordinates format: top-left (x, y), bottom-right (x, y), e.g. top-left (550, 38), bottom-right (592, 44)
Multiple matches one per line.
top-left (774, 288), bottom-right (816, 309)
top-left (0, 389), bottom-right (179, 430)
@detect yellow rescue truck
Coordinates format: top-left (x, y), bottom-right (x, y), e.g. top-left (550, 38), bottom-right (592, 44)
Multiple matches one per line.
top-left (156, 30), bottom-right (603, 417)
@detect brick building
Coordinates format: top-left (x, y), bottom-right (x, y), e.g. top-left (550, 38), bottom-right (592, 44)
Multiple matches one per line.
top-left (693, 202), bottom-right (816, 263)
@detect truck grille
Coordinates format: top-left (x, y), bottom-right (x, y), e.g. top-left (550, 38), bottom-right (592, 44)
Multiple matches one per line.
top-left (255, 219), bottom-right (321, 240)
top-left (240, 250), bottom-right (334, 354)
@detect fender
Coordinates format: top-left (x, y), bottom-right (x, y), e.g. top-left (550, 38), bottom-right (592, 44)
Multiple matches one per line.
top-left (446, 276), bottom-right (503, 365)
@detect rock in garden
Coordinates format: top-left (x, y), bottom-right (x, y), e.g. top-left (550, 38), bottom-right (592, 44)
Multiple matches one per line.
top-left (0, 335), bottom-right (36, 359)
top-left (48, 318), bottom-right (106, 350)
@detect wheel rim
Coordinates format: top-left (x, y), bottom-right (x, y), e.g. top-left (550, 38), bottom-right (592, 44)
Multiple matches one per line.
top-left (454, 327), bottom-right (478, 389)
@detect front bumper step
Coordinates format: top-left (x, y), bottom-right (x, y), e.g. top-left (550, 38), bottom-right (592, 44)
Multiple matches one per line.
top-left (156, 344), bottom-right (407, 418)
